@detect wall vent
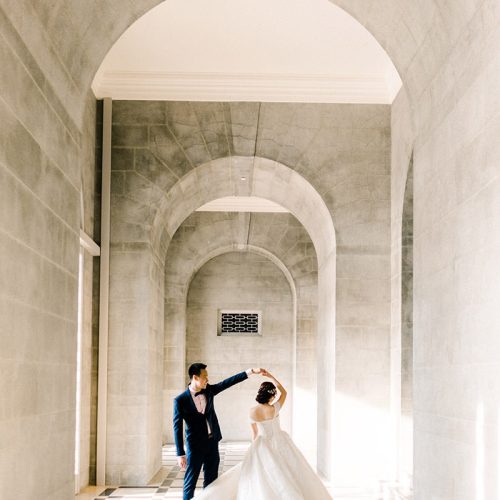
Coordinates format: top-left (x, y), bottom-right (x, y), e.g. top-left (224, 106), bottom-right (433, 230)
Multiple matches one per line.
top-left (218, 310), bottom-right (262, 336)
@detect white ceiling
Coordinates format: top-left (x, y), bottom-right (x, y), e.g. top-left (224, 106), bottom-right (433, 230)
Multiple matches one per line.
top-left (93, 0), bottom-right (401, 103)
top-left (197, 197), bottom-right (288, 213)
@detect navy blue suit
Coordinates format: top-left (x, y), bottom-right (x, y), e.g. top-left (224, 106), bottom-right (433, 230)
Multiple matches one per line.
top-left (173, 371), bottom-right (248, 500)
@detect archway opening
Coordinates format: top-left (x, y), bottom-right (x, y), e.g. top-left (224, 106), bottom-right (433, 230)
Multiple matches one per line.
top-left (162, 207), bottom-right (322, 462)
top-left (155, 159), bottom-right (335, 473)
top-left (186, 251), bottom-right (295, 436)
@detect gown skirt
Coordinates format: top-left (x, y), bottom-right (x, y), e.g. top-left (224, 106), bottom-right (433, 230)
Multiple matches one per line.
top-left (194, 404), bottom-right (332, 499)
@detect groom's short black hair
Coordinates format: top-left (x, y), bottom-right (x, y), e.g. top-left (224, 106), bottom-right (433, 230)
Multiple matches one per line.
top-left (189, 363), bottom-right (207, 379)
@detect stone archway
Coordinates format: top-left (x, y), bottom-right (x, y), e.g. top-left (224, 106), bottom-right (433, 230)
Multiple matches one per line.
top-left (185, 249), bottom-right (296, 438)
top-left (162, 211), bottom-right (319, 463)
top-left (37, 0), bottom-right (442, 123)
top-left (106, 156), bottom-right (336, 483)
top-left (107, 97), bottom-right (393, 489)
top-left (155, 157), bottom-right (337, 476)
top-left (152, 157), bottom-right (336, 261)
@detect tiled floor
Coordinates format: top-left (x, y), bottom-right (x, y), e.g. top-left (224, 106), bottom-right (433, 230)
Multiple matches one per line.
top-left (77, 442), bottom-right (250, 499)
top-left (77, 442), bottom-right (388, 499)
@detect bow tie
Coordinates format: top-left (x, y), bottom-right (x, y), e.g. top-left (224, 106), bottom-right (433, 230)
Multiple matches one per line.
top-left (194, 390), bottom-right (204, 397)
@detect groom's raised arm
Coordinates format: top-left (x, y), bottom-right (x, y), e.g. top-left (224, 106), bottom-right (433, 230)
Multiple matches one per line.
top-left (210, 368), bottom-right (260, 396)
top-left (173, 397), bottom-right (185, 456)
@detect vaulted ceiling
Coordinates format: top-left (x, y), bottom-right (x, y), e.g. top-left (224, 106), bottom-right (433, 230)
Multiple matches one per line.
top-left (92, 0), bottom-right (402, 103)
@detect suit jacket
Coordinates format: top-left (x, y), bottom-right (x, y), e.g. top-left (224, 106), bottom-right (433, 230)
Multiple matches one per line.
top-left (173, 371), bottom-right (248, 456)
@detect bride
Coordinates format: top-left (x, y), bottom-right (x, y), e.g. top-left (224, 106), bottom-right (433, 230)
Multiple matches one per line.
top-left (195, 370), bottom-right (332, 499)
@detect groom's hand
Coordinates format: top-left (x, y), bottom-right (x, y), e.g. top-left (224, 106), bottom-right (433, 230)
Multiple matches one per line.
top-left (249, 367), bottom-right (264, 375)
top-left (177, 456), bottom-right (187, 469)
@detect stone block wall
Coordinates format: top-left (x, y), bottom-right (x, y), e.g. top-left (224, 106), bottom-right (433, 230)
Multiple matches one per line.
top-left (399, 159), bottom-right (413, 489)
top-left (389, 2), bottom-right (500, 497)
top-left (0, 3), bottom-right (99, 498)
top-left (105, 244), bottom-right (164, 484)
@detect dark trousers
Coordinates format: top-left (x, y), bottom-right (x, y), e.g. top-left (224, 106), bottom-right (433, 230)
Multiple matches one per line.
top-left (183, 438), bottom-right (220, 500)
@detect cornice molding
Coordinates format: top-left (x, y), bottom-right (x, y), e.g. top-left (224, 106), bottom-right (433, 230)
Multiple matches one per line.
top-left (92, 71), bottom-right (396, 104)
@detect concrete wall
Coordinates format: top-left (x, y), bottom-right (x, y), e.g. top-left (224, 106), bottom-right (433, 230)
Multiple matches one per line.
top-left (400, 159), bottom-right (413, 490)
top-left (413, 27), bottom-right (500, 500)
top-left (105, 243), bottom-right (164, 484)
top-left (186, 251), bottom-right (294, 439)
top-left (390, 86), bottom-right (414, 495)
top-left (0, 4), bottom-right (98, 498)
top-left (77, 88), bottom-right (100, 492)
top-left (389, 2), bottom-right (500, 497)
top-left (88, 100), bottom-right (104, 486)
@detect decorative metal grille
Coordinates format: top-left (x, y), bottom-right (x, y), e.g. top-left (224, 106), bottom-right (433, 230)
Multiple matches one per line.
top-left (218, 310), bottom-right (262, 336)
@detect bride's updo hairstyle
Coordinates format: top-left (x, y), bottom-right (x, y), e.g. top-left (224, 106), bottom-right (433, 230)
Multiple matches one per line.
top-left (256, 382), bottom-right (277, 404)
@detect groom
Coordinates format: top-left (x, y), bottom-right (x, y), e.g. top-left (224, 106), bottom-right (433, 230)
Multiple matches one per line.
top-left (173, 363), bottom-right (262, 500)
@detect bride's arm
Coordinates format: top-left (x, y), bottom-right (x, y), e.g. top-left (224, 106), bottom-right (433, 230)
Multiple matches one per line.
top-left (250, 422), bottom-right (258, 440)
top-left (263, 371), bottom-right (287, 408)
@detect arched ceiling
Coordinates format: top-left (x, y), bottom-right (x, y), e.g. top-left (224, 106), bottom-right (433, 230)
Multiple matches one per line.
top-left (92, 0), bottom-right (401, 103)
top-left (22, 0), bottom-right (472, 122)
top-left (165, 212), bottom-right (320, 299)
top-left (165, 211), bottom-right (317, 293)
top-left (152, 156), bottom-right (336, 265)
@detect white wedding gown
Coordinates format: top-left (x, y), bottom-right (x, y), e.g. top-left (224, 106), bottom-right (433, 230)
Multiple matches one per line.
top-left (195, 403), bottom-right (332, 499)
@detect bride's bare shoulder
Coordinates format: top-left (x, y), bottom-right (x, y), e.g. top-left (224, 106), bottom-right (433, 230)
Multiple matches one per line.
top-left (250, 404), bottom-right (274, 422)
top-left (249, 405), bottom-right (261, 420)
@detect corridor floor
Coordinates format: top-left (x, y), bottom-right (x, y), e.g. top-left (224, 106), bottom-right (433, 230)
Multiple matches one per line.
top-left (78, 442), bottom-right (249, 499)
top-left (76, 442), bottom-right (345, 499)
